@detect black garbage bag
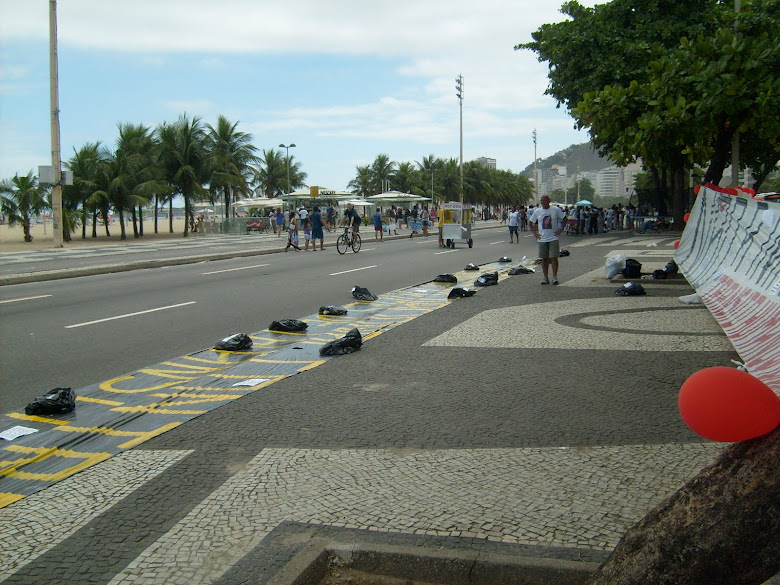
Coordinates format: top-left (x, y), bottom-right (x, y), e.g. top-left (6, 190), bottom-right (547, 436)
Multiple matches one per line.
top-left (651, 269), bottom-right (667, 279)
top-left (25, 387), bottom-right (76, 415)
top-left (352, 286), bottom-right (378, 301)
top-left (475, 271), bottom-right (499, 287)
top-left (214, 333), bottom-right (253, 351)
top-left (319, 328), bottom-right (362, 356)
top-left (664, 260), bottom-right (679, 275)
top-left (615, 282), bottom-right (647, 296)
top-left (622, 258), bottom-right (642, 278)
top-left (464, 263), bottom-right (479, 271)
top-left (559, 249), bottom-right (571, 257)
top-left (498, 257), bottom-right (512, 262)
top-left (508, 267), bottom-right (535, 275)
top-left (269, 319), bottom-right (308, 332)
top-left (448, 287), bottom-right (477, 299)
top-left (319, 305), bottom-right (348, 316)
top-left (434, 274), bottom-right (458, 283)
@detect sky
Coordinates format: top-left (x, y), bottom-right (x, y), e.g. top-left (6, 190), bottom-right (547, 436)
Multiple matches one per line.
top-left (0, 0), bottom-right (599, 193)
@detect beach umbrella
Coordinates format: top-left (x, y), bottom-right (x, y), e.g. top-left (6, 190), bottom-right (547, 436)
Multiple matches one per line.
top-left (575, 200), bottom-right (593, 206)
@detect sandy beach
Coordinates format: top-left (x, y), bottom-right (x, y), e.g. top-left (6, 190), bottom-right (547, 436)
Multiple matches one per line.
top-left (1, 218), bottom-right (194, 253)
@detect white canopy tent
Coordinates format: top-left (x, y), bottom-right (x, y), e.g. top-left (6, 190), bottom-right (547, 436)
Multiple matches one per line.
top-left (231, 198), bottom-right (285, 209)
top-left (367, 191), bottom-right (431, 203)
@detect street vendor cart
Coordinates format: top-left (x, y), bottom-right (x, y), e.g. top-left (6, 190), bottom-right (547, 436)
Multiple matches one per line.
top-left (441, 201), bottom-right (473, 248)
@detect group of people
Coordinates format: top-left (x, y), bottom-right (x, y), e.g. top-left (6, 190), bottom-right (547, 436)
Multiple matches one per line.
top-left (563, 203), bottom-right (638, 234)
top-left (274, 206), bottom-right (327, 252)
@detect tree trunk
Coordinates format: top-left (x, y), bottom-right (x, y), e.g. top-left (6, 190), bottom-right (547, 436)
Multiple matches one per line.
top-left (168, 199), bottom-right (173, 233)
top-left (81, 202), bottom-right (87, 239)
top-left (704, 121), bottom-right (734, 187)
top-left (131, 207), bottom-right (139, 238)
top-left (138, 205), bottom-right (144, 237)
top-left (154, 196), bottom-right (159, 234)
top-left (22, 218), bottom-right (33, 242)
top-left (118, 208), bottom-right (127, 240)
top-left (587, 426), bottom-right (780, 585)
top-left (91, 209), bottom-right (98, 238)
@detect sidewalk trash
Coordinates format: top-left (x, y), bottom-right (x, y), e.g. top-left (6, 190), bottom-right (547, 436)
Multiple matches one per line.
top-left (434, 274), bottom-right (458, 283)
top-left (615, 282), bottom-right (646, 296)
top-left (319, 328), bottom-right (362, 356)
top-left (498, 257), bottom-right (512, 262)
top-left (664, 260), bottom-right (679, 275)
top-left (448, 287), bottom-right (477, 299)
top-left (25, 387), bottom-right (76, 415)
top-left (214, 333), bottom-right (253, 351)
top-left (508, 267), bottom-right (535, 275)
top-left (269, 319), bottom-right (308, 332)
top-left (464, 263), bottom-right (479, 271)
top-left (605, 254), bottom-right (625, 279)
top-left (319, 305), bottom-right (348, 315)
top-left (679, 293), bottom-right (702, 304)
top-left (622, 258), bottom-right (642, 278)
top-left (352, 286), bottom-right (378, 301)
top-left (475, 271), bottom-right (498, 286)
top-left (651, 269), bottom-right (667, 279)
top-left (559, 249), bottom-right (570, 257)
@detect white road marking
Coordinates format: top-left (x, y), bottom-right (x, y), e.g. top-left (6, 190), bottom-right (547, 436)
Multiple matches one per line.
top-left (65, 301), bottom-right (197, 329)
top-left (329, 265), bottom-right (378, 276)
top-left (434, 250), bottom-right (457, 255)
top-left (0, 294), bottom-right (52, 305)
top-left (201, 264), bottom-right (268, 275)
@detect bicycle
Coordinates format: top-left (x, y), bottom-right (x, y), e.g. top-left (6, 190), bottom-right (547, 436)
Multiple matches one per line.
top-left (336, 227), bottom-right (362, 254)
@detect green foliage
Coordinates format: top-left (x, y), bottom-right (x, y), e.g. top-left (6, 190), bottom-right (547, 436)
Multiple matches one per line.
top-left (0, 171), bottom-right (47, 242)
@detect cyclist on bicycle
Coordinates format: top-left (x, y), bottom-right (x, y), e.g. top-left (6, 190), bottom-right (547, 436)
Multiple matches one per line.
top-left (345, 203), bottom-right (362, 234)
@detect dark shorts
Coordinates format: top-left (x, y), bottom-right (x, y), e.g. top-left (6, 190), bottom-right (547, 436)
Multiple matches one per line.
top-left (509, 226), bottom-right (518, 234)
top-left (312, 227), bottom-right (324, 240)
top-left (538, 240), bottom-right (560, 259)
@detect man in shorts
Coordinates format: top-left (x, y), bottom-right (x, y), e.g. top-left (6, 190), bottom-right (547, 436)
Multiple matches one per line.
top-left (508, 206), bottom-right (520, 243)
top-left (530, 195), bottom-right (566, 285)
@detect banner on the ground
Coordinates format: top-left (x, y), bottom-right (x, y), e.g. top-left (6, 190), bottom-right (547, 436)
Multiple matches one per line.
top-left (675, 185), bottom-right (780, 394)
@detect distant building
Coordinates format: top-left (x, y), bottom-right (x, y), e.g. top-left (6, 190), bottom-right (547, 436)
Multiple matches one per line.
top-left (595, 162), bottom-right (642, 198)
top-left (475, 157), bottom-right (496, 169)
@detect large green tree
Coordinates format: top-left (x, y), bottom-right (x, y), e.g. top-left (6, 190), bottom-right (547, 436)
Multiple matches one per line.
top-left (65, 142), bottom-right (105, 239)
top-left (519, 0), bottom-right (780, 224)
top-left (0, 171), bottom-right (47, 242)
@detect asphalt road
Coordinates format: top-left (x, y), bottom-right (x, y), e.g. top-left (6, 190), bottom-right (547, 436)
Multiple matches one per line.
top-left (0, 228), bottom-right (536, 413)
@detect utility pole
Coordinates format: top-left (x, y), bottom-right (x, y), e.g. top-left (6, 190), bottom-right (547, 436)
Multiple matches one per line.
top-left (456, 74), bottom-right (464, 221)
top-left (49, 0), bottom-right (63, 247)
top-left (532, 129), bottom-right (538, 201)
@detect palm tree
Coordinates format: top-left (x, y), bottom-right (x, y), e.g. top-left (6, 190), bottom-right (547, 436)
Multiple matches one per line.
top-left (65, 142), bottom-right (105, 239)
top-left (370, 154), bottom-right (395, 194)
top-left (254, 148), bottom-right (288, 198)
top-left (392, 162), bottom-right (417, 194)
top-left (347, 165), bottom-right (373, 197)
top-left (157, 114), bottom-right (209, 236)
top-left (206, 115), bottom-right (258, 218)
top-left (0, 171), bottom-right (47, 242)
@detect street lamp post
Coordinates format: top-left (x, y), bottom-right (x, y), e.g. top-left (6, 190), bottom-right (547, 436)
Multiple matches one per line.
top-left (279, 143), bottom-right (296, 197)
top-left (455, 74), bottom-right (464, 222)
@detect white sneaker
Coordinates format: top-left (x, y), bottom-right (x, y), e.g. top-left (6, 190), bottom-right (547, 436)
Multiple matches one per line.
top-left (541, 277), bottom-right (550, 285)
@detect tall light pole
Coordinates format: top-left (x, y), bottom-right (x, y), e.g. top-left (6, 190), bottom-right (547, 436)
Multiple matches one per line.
top-left (279, 143), bottom-right (296, 197)
top-left (532, 129), bottom-right (538, 201)
top-left (49, 0), bottom-right (63, 247)
top-left (455, 74), bottom-right (464, 221)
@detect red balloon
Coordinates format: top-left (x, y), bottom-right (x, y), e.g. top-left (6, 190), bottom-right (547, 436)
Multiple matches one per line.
top-left (673, 240), bottom-right (681, 249)
top-left (693, 185), bottom-right (701, 195)
top-left (683, 213), bottom-right (691, 223)
top-left (679, 367), bottom-right (780, 442)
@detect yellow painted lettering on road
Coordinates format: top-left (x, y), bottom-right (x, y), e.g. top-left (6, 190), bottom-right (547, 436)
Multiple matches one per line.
top-left (100, 375), bottom-right (184, 393)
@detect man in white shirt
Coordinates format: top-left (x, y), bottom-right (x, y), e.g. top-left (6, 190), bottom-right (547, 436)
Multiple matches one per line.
top-left (508, 207), bottom-right (520, 243)
top-left (530, 195), bottom-right (566, 285)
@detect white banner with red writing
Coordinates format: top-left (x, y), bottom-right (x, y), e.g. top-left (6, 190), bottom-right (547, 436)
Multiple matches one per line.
top-left (675, 184), bottom-right (780, 396)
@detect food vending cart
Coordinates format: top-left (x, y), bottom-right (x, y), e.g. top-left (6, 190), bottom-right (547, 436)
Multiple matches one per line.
top-left (441, 201), bottom-right (473, 248)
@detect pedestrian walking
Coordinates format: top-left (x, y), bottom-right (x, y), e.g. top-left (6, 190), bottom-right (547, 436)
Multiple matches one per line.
top-left (373, 207), bottom-right (384, 241)
top-left (285, 213), bottom-right (301, 251)
top-left (310, 206), bottom-right (325, 250)
top-left (302, 215), bottom-right (312, 250)
top-left (530, 195), bottom-right (566, 285)
top-left (508, 206), bottom-right (520, 243)
top-left (275, 207), bottom-right (284, 237)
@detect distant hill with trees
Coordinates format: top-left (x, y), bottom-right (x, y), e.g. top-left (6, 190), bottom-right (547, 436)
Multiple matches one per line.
top-left (521, 141), bottom-right (613, 177)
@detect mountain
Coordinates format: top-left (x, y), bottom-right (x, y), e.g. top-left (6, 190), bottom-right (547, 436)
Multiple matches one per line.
top-left (521, 141), bottom-right (613, 177)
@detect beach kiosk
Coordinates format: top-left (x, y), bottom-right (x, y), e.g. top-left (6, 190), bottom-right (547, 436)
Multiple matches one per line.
top-left (441, 201), bottom-right (473, 248)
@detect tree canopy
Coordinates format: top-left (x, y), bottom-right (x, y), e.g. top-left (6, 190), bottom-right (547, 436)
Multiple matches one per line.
top-left (518, 0), bottom-right (780, 223)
